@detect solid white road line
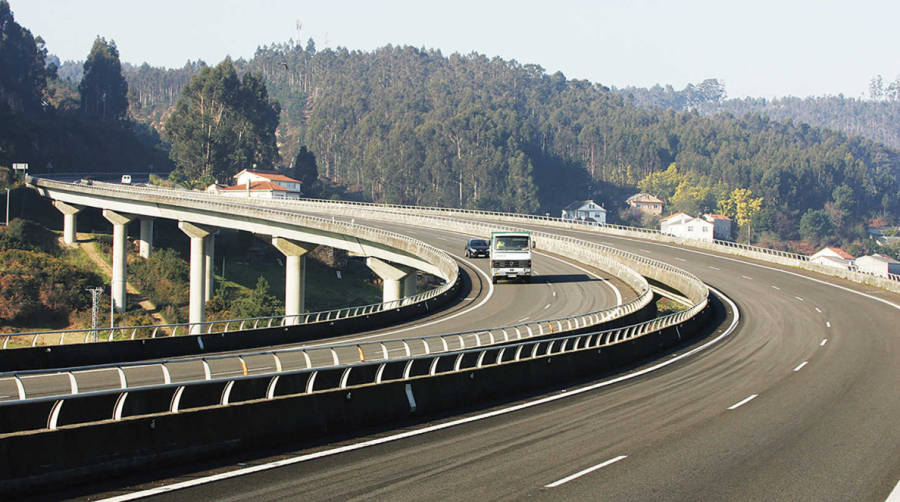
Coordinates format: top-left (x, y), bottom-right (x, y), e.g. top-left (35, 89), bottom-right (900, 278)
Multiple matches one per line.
top-left (820, 339), bottom-right (828, 346)
top-left (544, 455), bottom-right (628, 488)
top-left (793, 361), bottom-right (808, 372)
top-left (100, 287), bottom-right (740, 502)
top-left (728, 394), bottom-right (758, 410)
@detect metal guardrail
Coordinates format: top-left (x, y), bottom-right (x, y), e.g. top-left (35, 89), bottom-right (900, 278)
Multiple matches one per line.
top-left (0, 288), bottom-right (651, 401)
top-left (0, 299), bottom-right (707, 432)
top-left (1, 286), bottom-right (450, 349)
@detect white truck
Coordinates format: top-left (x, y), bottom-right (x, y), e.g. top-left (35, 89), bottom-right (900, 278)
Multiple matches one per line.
top-left (490, 231), bottom-right (533, 284)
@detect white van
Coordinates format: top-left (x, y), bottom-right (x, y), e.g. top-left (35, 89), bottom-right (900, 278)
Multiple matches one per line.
top-left (120, 175), bottom-right (132, 184)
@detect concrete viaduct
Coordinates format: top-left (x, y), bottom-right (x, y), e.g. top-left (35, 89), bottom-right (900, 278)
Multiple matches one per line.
top-left (33, 178), bottom-right (454, 334)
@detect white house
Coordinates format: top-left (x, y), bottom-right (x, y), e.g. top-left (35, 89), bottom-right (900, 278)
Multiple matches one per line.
top-left (232, 170), bottom-right (303, 195)
top-left (660, 212), bottom-right (714, 242)
top-left (810, 247), bottom-right (855, 270)
top-left (702, 213), bottom-right (733, 240)
top-left (855, 254), bottom-right (900, 277)
top-left (218, 180), bottom-right (302, 200)
top-left (561, 200), bottom-right (607, 224)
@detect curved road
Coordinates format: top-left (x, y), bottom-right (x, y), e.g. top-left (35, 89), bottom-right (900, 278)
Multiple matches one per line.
top-left (80, 220), bottom-right (899, 501)
top-left (2, 220), bottom-right (630, 400)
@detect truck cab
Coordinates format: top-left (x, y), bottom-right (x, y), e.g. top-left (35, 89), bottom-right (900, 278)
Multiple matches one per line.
top-left (490, 231), bottom-right (533, 283)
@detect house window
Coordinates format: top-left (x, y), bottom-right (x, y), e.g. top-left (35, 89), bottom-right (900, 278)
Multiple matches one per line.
top-left (688, 226), bottom-right (693, 232)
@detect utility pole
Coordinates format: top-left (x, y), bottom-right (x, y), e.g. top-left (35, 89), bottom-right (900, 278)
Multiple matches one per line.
top-left (86, 287), bottom-right (104, 342)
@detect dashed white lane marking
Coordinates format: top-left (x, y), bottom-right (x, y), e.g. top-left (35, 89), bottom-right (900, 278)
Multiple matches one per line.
top-left (820, 339), bottom-right (828, 346)
top-left (675, 257), bottom-right (687, 262)
top-left (545, 455), bottom-right (628, 488)
top-left (793, 361), bottom-right (808, 372)
top-left (639, 248), bottom-right (651, 253)
top-left (544, 304), bottom-right (551, 309)
top-left (728, 394), bottom-right (758, 410)
top-left (552, 291), bottom-right (557, 297)
top-left (795, 296), bottom-right (804, 301)
top-left (826, 321), bottom-right (831, 328)
top-left (709, 266), bottom-right (720, 270)
top-left (771, 285), bottom-right (781, 290)
top-left (815, 307), bottom-right (822, 313)
top-left (741, 275), bottom-right (752, 280)
top-left (517, 317), bottom-right (530, 323)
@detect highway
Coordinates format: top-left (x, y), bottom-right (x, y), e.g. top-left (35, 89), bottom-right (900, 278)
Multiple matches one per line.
top-left (1, 219), bottom-right (631, 400)
top-left (74, 219), bottom-right (899, 502)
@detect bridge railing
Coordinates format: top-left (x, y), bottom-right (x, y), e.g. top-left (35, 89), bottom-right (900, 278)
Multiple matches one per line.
top-left (0, 294), bottom-right (708, 433)
top-left (0, 283), bottom-right (654, 401)
top-left (0, 283), bottom-right (449, 349)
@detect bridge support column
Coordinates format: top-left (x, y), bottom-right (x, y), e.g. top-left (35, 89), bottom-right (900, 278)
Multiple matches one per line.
top-left (204, 233), bottom-right (215, 302)
top-left (53, 201), bottom-right (83, 245)
top-left (102, 210), bottom-right (135, 312)
top-left (138, 218), bottom-right (154, 258)
top-left (179, 221), bottom-right (216, 334)
top-left (272, 237), bottom-right (315, 325)
top-left (367, 257), bottom-right (415, 306)
top-left (403, 272), bottom-right (418, 304)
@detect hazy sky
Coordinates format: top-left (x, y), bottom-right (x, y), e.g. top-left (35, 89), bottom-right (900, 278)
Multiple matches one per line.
top-left (10, 0), bottom-right (899, 99)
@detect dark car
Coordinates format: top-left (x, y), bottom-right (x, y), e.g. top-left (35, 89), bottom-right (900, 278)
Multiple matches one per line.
top-left (465, 238), bottom-right (490, 258)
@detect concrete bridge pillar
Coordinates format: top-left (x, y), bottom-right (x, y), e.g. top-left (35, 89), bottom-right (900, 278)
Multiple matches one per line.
top-left (102, 209), bottom-right (135, 312)
top-left (138, 218), bottom-right (154, 259)
top-left (367, 257), bottom-right (415, 306)
top-left (53, 201), bottom-right (83, 245)
top-left (179, 221), bottom-right (216, 334)
top-left (272, 237), bottom-right (315, 325)
top-left (204, 233), bottom-right (216, 302)
top-left (403, 272), bottom-right (418, 303)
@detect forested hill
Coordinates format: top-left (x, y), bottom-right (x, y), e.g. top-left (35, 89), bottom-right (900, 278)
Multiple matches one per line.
top-left (618, 79), bottom-right (900, 150)
top-left (118, 44), bottom-right (899, 226)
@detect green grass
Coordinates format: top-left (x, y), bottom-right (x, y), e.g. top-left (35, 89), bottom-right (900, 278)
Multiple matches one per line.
top-left (656, 297), bottom-right (684, 316)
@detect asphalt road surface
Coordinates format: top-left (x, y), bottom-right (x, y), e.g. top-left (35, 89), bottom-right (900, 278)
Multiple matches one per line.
top-left (74, 220), bottom-right (899, 502)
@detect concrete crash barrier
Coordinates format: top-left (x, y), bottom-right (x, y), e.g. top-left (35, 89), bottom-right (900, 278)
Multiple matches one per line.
top-left (0, 296), bottom-right (718, 496)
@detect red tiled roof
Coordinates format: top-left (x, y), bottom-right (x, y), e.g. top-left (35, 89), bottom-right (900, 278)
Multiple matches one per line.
top-left (233, 170), bottom-right (302, 184)
top-left (824, 246), bottom-right (855, 260)
top-left (704, 213), bottom-right (732, 221)
top-left (222, 181), bottom-right (290, 191)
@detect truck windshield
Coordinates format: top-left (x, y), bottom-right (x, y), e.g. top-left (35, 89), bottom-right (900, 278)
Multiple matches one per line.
top-left (494, 236), bottom-right (529, 250)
